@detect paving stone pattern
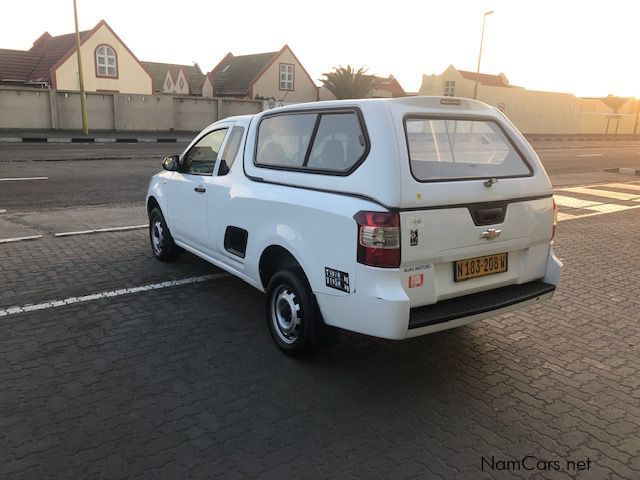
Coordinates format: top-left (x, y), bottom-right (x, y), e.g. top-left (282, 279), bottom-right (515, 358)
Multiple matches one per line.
top-left (0, 210), bottom-right (639, 479)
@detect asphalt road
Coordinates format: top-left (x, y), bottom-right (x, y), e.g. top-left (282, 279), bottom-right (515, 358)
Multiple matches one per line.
top-left (1, 139), bottom-right (640, 478)
top-left (1, 140), bottom-right (639, 210)
top-left (1, 184), bottom-right (639, 478)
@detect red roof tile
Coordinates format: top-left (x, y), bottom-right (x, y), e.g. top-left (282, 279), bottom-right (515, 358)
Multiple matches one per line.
top-left (0, 49), bottom-right (42, 82)
top-left (371, 75), bottom-right (406, 97)
top-left (0, 30), bottom-right (90, 86)
top-left (458, 69), bottom-right (510, 87)
top-left (27, 30), bottom-right (90, 83)
top-left (141, 61), bottom-right (205, 95)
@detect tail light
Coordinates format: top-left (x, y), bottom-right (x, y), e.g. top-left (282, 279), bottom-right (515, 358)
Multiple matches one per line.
top-left (551, 197), bottom-right (558, 242)
top-left (354, 211), bottom-right (400, 268)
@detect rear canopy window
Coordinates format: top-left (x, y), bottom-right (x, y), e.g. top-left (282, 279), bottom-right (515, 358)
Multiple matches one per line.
top-left (405, 118), bottom-right (531, 181)
top-left (256, 111), bottom-right (366, 173)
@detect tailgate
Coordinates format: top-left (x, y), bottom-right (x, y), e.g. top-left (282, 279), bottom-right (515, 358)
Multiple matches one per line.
top-left (400, 196), bottom-right (553, 308)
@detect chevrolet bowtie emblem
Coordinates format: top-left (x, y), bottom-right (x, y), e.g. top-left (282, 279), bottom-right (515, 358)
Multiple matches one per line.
top-left (480, 228), bottom-right (502, 240)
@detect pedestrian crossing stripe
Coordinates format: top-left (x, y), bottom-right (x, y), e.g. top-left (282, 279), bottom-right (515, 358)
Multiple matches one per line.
top-left (599, 183), bottom-right (640, 192)
top-left (555, 181), bottom-right (640, 222)
top-left (557, 186), bottom-right (640, 202)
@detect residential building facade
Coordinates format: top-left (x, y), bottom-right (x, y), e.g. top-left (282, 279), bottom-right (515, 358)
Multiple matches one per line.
top-left (318, 74), bottom-right (407, 100)
top-left (420, 65), bottom-right (637, 134)
top-left (0, 20), bottom-right (152, 94)
top-left (141, 61), bottom-right (205, 96)
top-left (203, 45), bottom-right (318, 103)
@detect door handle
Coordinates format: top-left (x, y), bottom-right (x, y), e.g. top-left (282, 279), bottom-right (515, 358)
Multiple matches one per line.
top-left (194, 186), bottom-right (206, 193)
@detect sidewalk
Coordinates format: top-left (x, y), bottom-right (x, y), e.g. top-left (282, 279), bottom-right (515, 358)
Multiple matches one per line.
top-left (1, 129), bottom-right (638, 144)
top-left (0, 204), bottom-right (147, 243)
top-left (0, 129), bottom-right (198, 144)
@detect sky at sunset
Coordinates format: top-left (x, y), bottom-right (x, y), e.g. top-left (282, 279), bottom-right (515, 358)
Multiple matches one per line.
top-left (1, 0), bottom-right (637, 97)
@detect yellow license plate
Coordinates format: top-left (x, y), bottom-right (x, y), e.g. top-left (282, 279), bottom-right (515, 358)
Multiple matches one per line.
top-left (454, 253), bottom-right (508, 282)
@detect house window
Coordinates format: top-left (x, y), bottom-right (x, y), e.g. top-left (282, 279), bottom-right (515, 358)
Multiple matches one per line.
top-left (96, 45), bottom-right (117, 78)
top-left (444, 80), bottom-right (456, 97)
top-left (279, 63), bottom-right (294, 91)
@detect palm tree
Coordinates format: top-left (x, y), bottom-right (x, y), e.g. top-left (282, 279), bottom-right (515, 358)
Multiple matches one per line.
top-left (320, 65), bottom-right (377, 100)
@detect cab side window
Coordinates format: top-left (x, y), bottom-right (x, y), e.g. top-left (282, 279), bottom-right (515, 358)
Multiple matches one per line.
top-left (306, 113), bottom-right (365, 171)
top-left (256, 114), bottom-right (316, 168)
top-left (255, 110), bottom-right (367, 173)
top-left (182, 128), bottom-right (228, 175)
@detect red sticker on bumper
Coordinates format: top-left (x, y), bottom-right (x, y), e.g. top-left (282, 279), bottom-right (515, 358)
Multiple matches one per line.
top-left (408, 273), bottom-right (424, 288)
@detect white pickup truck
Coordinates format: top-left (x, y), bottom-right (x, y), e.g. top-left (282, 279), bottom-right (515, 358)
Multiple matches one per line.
top-left (146, 96), bottom-right (562, 355)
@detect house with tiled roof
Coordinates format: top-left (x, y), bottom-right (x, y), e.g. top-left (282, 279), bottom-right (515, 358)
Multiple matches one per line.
top-left (202, 45), bottom-right (318, 104)
top-left (318, 72), bottom-right (407, 100)
top-left (0, 19), bottom-right (152, 94)
top-left (141, 61), bottom-right (205, 96)
top-left (369, 74), bottom-right (406, 98)
top-left (419, 64), bottom-right (519, 99)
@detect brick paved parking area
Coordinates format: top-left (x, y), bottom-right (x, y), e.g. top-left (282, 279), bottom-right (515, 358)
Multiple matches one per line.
top-left (1, 209), bottom-right (639, 479)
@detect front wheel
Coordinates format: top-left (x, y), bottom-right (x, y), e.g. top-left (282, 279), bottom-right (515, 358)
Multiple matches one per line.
top-left (266, 269), bottom-right (338, 356)
top-left (149, 207), bottom-right (179, 262)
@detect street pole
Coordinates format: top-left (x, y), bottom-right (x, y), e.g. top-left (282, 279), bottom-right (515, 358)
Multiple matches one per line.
top-left (73, 0), bottom-right (89, 135)
top-left (473, 10), bottom-right (494, 100)
top-left (634, 98), bottom-right (640, 136)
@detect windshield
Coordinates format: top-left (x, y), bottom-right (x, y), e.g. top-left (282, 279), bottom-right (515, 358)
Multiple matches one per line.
top-left (405, 118), bottom-right (531, 181)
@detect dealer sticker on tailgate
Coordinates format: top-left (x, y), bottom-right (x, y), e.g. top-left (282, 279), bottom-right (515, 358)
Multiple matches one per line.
top-left (454, 253), bottom-right (508, 282)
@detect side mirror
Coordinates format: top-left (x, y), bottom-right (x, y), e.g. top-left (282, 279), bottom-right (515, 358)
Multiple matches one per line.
top-left (162, 154), bottom-right (180, 171)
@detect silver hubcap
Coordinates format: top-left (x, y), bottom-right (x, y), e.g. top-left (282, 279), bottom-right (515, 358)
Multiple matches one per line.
top-left (271, 285), bottom-right (302, 344)
top-left (151, 219), bottom-right (164, 255)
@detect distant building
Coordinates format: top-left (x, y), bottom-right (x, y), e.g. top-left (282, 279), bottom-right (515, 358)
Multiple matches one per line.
top-left (369, 75), bottom-right (407, 98)
top-left (0, 20), bottom-right (152, 94)
top-left (203, 45), bottom-right (318, 103)
top-left (318, 73), bottom-right (407, 100)
top-left (419, 65), bottom-right (637, 135)
top-left (141, 61), bottom-right (205, 96)
top-left (419, 64), bottom-right (515, 98)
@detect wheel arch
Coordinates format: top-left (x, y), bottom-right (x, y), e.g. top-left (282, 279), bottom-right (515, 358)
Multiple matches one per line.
top-left (258, 244), bottom-right (308, 290)
top-left (147, 196), bottom-right (161, 217)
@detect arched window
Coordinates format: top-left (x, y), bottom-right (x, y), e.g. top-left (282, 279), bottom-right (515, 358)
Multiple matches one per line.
top-left (95, 45), bottom-right (117, 78)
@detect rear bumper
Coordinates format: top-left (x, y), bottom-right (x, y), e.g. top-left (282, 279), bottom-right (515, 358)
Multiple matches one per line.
top-left (315, 247), bottom-right (562, 340)
top-left (316, 278), bottom-right (557, 341)
top-left (407, 280), bottom-right (555, 332)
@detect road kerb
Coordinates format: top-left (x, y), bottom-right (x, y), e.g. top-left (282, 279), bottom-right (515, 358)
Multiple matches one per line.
top-left (604, 167), bottom-right (640, 176)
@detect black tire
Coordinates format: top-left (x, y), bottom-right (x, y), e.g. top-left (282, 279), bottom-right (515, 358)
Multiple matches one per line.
top-left (266, 268), bottom-right (339, 356)
top-left (149, 207), bottom-right (179, 262)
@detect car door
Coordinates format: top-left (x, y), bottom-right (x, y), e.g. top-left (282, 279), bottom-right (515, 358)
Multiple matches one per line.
top-left (167, 126), bottom-right (229, 253)
top-left (204, 124), bottom-right (247, 262)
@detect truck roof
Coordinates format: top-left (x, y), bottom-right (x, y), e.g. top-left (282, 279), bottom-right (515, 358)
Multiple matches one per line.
top-left (265, 96), bottom-right (497, 115)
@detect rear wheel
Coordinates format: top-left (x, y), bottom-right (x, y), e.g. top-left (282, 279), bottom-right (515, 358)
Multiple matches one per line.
top-left (266, 269), bottom-right (338, 356)
top-left (149, 207), bottom-right (179, 261)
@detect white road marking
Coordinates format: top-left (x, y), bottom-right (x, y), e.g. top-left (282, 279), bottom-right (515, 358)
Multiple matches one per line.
top-left (0, 273), bottom-right (230, 318)
top-left (554, 181), bottom-right (640, 222)
top-left (600, 182), bottom-right (640, 192)
top-left (0, 177), bottom-right (48, 182)
top-left (0, 235), bottom-right (43, 244)
top-left (588, 203), bottom-right (636, 214)
top-left (557, 204), bottom-right (640, 222)
top-left (54, 224), bottom-right (148, 237)
top-left (576, 153), bottom-right (603, 157)
top-left (553, 195), bottom-right (602, 209)
top-left (556, 186), bottom-right (640, 201)
top-left (557, 212), bottom-right (579, 222)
